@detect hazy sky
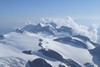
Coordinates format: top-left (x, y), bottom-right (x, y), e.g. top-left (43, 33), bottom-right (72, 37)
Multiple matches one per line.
top-left (0, 0), bottom-right (100, 34)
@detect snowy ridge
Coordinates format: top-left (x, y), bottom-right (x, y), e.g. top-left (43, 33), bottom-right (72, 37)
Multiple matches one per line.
top-left (0, 31), bottom-right (98, 67)
top-left (25, 17), bottom-right (99, 42)
top-left (0, 17), bottom-right (100, 67)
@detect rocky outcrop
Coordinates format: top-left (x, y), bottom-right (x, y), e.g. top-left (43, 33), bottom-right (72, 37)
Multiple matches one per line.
top-left (26, 58), bottom-right (52, 67)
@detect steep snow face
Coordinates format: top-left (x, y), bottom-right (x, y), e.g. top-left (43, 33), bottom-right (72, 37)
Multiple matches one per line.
top-left (24, 17), bottom-right (99, 42)
top-left (0, 31), bottom-right (98, 67)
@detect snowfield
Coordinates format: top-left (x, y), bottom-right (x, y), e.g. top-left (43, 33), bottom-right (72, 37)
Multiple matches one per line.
top-left (0, 17), bottom-right (100, 67)
top-left (0, 31), bottom-right (98, 67)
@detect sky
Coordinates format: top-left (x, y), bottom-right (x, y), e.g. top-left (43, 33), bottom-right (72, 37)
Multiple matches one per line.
top-left (0, 0), bottom-right (100, 34)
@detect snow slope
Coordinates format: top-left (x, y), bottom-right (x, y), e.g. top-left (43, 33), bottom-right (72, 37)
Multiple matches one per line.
top-left (0, 17), bottom-right (100, 67)
top-left (0, 31), bottom-right (98, 67)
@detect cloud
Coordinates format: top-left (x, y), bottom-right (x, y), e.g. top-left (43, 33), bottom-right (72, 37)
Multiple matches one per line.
top-left (89, 23), bottom-right (99, 42)
top-left (72, 23), bottom-right (99, 42)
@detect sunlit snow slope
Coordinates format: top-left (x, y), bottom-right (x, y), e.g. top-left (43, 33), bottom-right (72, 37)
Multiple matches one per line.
top-left (0, 17), bottom-right (100, 67)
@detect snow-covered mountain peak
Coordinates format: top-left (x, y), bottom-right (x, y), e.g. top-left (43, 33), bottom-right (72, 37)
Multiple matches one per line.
top-left (0, 17), bottom-right (100, 67)
top-left (24, 17), bottom-right (99, 42)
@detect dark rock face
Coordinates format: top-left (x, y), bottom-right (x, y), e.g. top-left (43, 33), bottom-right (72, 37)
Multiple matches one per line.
top-left (73, 35), bottom-right (99, 47)
top-left (38, 49), bottom-right (81, 67)
top-left (54, 37), bottom-right (87, 49)
top-left (54, 36), bottom-right (72, 42)
top-left (59, 64), bottom-right (66, 67)
top-left (84, 63), bottom-right (94, 67)
top-left (26, 58), bottom-right (52, 67)
top-left (89, 47), bottom-right (100, 67)
top-left (73, 35), bottom-right (90, 42)
top-left (72, 39), bottom-right (87, 48)
top-left (90, 46), bottom-right (100, 57)
top-left (63, 59), bottom-right (81, 67)
top-left (15, 28), bottom-right (24, 33)
top-left (38, 49), bottom-right (64, 61)
top-left (22, 50), bottom-right (32, 55)
top-left (89, 41), bottom-right (99, 47)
